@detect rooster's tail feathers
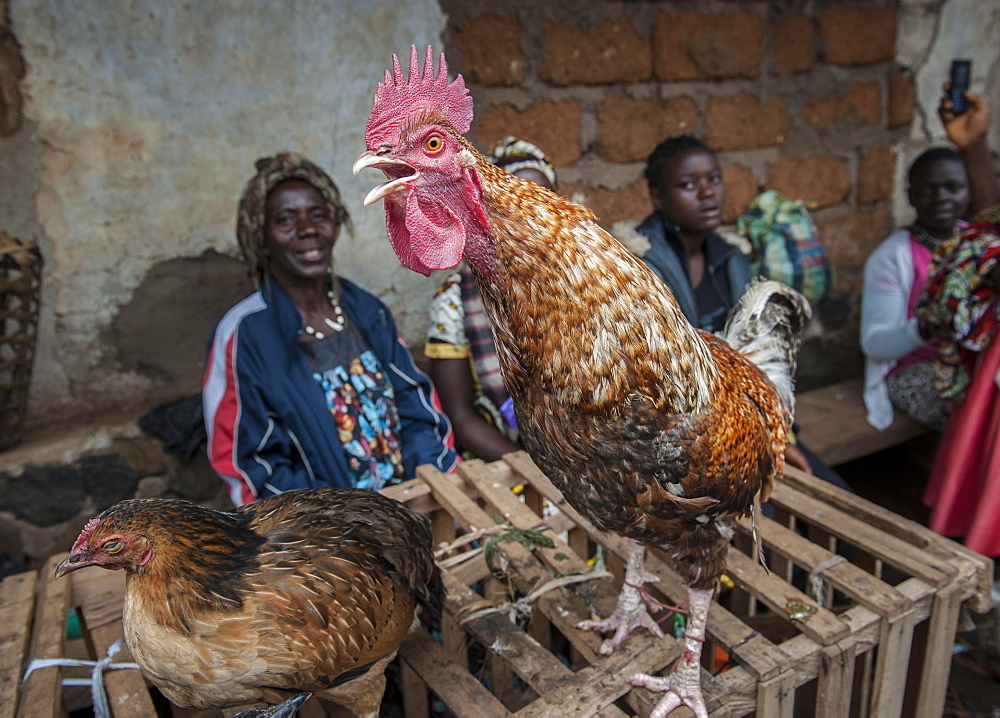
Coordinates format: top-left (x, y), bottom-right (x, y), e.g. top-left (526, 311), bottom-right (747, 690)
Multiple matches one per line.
top-left (721, 278), bottom-right (811, 413)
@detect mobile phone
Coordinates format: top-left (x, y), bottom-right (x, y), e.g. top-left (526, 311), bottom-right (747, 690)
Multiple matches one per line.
top-left (949, 59), bottom-right (972, 115)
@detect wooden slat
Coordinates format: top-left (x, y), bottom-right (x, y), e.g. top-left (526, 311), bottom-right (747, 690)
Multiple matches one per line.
top-left (794, 379), bottom-right (928, 466)
top-left (734, 515), bottom-right (913, 619)
top-left (398, 628), bottom-right (511, 718)
top-left (782, 468), bottom-right (993, 613)
top-left (913, 584), bottom-right (963, 718)
top-left (77, 590), bottom-right (156, 718)
top-left (769, 481), bottom-right (953, 589)
top-left (0, 570), bottom-right (37, 718)
top-left (868, 608), bottom-right (917, 717)
top-left (815, 643), bottom-right (856, 718)
top-left (18, 555), bottom-right (73, 718)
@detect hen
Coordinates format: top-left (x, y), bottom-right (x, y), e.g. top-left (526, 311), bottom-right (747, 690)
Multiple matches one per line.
top-left (55, 488), bottom-right (442, 718)
top-left (354, 47), bottom-right (809, 718)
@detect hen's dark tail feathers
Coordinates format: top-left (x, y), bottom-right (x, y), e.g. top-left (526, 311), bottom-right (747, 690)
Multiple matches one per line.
top-left (720, 278), bottom-right (811, 415)
top-left (416, 561), bottom-right (444, 623)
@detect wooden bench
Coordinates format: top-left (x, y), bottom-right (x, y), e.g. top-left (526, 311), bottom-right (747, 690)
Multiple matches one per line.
top-left (794, 377), bottom-right (930, 467)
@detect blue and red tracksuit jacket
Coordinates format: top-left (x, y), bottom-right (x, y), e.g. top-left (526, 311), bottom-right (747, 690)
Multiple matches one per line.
top-left (203, 275), bottom-right (457, 506)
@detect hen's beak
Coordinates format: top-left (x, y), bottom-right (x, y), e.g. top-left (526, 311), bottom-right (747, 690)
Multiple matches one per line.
top-left (352, 152), bottom-right (418, 206)
top-left (55, 552), bottom-right (94, 579)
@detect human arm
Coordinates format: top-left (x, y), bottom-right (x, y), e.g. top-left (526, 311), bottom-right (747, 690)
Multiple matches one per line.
top-left (939, 89), bottom-right (999, 214)
top-left (860, 236), bottom-right (926, 361)
top-left (202, 326), bottom-right (324, 505)
top-left (784, 442), bottom-right (811, 474)
top-left (429, 354), bottom-right (521, 461)
top-left (383, 331), bottom-right (459, 477)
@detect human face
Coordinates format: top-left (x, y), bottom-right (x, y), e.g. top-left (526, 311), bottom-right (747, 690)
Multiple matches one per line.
top-left (650, 148), bottom-right (725, 239)
top-left (907, 159), bottom-right (969, 237)
top-left (264, 180), bottom-right (340, 285)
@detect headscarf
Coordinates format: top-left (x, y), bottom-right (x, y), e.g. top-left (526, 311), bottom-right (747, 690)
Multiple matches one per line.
top-left (236, 152), bottom-right (351, 288)
top-left (486, 136), bottom-right (558, 190)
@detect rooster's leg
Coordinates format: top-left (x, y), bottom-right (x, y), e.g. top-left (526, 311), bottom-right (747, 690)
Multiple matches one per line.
top-left (630, 586), bottom-right (713, 718)
top-left (577, 539), bottom-right (665, 654)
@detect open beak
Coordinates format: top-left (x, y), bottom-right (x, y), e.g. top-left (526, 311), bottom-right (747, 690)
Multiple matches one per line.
top-left (55, 552), bottom-right (94, 579)
top-left (352, 152), bottom-right (418, 206)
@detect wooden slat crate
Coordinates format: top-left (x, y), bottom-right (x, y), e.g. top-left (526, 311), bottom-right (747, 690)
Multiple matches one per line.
top-left (0, 451), bottom-right (992, 718)
top-left (388, 453), bottom-right (991, 718)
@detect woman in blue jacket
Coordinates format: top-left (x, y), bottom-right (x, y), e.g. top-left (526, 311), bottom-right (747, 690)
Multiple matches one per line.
top-left (204, 153), bottom-right (457, 506)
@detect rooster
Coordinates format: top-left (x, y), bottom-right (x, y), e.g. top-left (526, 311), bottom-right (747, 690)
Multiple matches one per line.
top-left (55, 488), bottom-right (442, 718)
top-left (354, 47), bottom-right (809, 718)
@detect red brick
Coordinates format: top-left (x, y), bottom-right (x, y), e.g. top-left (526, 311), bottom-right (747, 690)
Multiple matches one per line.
top-left (721, 164), bottom-right (760, 222)
top-left (818, 207), bottom-right (891, 272)
top-left (773, 15), bottom-right (814, 73)
top-left (857, 145), bottom-right (895, 204)
top-left (820, 7), bottom-right (897, 66)
top-left (453, 13), bottom-right (524, 86)
top-left (766, 155), bottom-right (850, 208)
top-left (539, 19), bottom-right (651, 86)
top-left (474, 100), bottom-right (582, 168)
top-left (564, 180), bottom-right (651, 228)
top-left (653, 11), bottom-right (762, 81)
top-left (847, 82), bottom-right (880, 125)
top-left (888, 71), bottom-right (915, 128)
top-left (597, 96), bottom-right (699, 163)
top-left (705, 93), bottom-right (790, 151)
top-left (803, 83), bottom-right (880, 134)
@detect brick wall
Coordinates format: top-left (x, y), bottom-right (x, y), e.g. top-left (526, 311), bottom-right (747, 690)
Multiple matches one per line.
top-left (441, 1), bottom-right (912, 389)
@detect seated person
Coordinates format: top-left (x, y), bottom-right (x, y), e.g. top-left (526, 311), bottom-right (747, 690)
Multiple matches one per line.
top-left (919, 87), bottom-right (1000, 557)
top-left (861, 147), bottom-right (971, 431)
top-left (204, 152), bottom-right (457, 505)
top-left (627, 134), bottom-right (850, 490)
top-left (425, 137), bottom-right (558, 461)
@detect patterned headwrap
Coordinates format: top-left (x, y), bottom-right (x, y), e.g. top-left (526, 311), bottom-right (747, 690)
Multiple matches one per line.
top-left (236, 152), bottom-right (352, 288)
top-left (486, 136), bottom-right (558, 191)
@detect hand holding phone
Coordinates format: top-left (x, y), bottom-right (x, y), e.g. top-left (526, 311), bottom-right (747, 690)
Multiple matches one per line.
top-left (949, 59), bottom-right (972, 115)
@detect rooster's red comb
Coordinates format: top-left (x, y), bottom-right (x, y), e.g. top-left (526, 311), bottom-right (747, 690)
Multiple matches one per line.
top-left (365, 45), bottom-right (473, 149)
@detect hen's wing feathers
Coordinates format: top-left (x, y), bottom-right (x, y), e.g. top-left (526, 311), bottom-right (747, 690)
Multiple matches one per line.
top-left (232, 490), bottom-right (439, 694)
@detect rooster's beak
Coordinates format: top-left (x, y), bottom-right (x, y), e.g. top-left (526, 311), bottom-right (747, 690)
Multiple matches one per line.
top-left (352, 152), bottom-right (417, 206)
top-left (55, 553), bottom-right (94, 579)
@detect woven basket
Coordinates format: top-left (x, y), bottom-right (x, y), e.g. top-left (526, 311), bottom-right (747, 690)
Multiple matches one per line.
top-left (0, 233), bottom-right (43, 450)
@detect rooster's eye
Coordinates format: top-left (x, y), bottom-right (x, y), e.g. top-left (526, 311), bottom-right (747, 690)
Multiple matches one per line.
top-left (424, 135), bottom-right (444, 154)
top-left (103, 539), bottom-right (123, 554)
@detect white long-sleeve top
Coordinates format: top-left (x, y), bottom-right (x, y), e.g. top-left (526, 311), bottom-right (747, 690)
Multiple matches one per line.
top-left (860, 228), bottom-right (928, 429)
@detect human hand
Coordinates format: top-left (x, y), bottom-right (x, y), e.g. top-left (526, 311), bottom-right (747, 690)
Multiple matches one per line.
top-left (784, 442), bottom-right (812, 474)
top-left (938, 85), bottom-right (990, 149)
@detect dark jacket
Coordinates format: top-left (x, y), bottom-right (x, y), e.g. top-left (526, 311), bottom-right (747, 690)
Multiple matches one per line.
top-left (634, 212), bottom-right (750, 328)
top-left (203, 276), bottom-right (457, 505)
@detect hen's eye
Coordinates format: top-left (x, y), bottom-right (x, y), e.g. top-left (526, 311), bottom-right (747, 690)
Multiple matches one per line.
top-left (425, 135), bottom-right (443, 153)
top-left (103, 539), bottom-right (123, 554)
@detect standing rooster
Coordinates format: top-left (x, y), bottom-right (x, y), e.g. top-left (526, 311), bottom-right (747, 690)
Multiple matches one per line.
top-left (354, 47), bottom-right (809, 718)
top-left (55, 488), bottom-right (442, 717)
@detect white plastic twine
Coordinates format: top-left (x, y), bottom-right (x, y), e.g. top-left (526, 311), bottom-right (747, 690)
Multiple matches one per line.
top-left (22, 638), bottom-right (141, 718)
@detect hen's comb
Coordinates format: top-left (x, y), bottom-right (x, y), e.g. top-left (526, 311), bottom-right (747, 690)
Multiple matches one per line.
top-left (365, 45), bottom-right (473, 149)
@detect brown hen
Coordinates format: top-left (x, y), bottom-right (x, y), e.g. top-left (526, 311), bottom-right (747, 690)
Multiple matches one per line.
top-left (55, 488), bottom-right (442, 717)
top-left (354, 46), bottom-right (809, 718)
